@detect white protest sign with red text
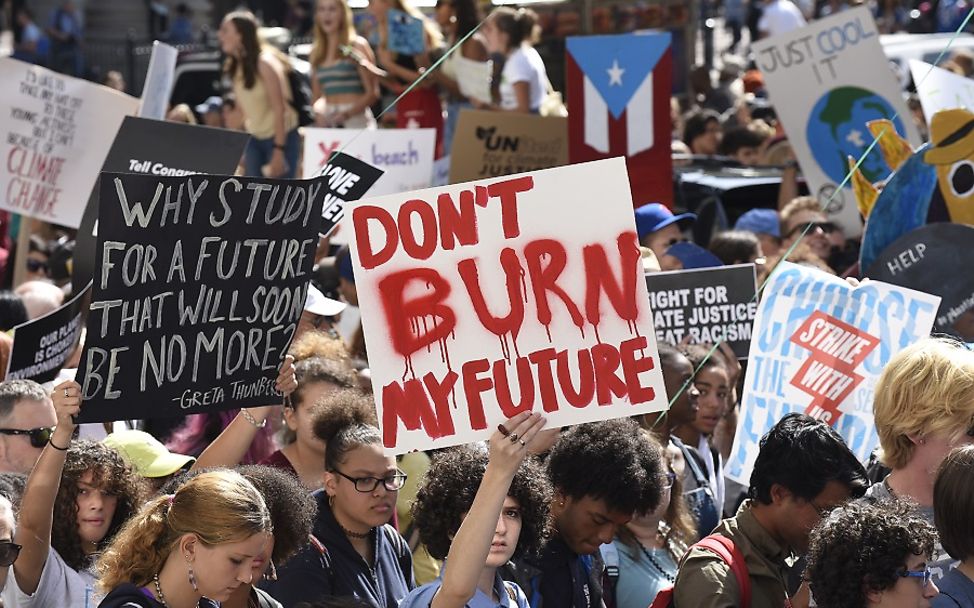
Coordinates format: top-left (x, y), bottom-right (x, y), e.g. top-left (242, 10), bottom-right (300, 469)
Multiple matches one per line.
top-left (0, 58), bottom-right (137, 227)
top-left (726, 262), bottom-right (940, 484)
top-left (349, 158), bottom-right (668, 454)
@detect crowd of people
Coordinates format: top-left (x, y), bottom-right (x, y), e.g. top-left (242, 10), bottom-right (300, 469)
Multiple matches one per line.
top-left (0, 0), bottom-right (971, 608)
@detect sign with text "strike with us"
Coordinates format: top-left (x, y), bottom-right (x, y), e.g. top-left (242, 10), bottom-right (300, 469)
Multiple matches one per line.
top-left (349, 158), bottom-right (669, 455)
top-left (726, 262), bottom-right (940, 484)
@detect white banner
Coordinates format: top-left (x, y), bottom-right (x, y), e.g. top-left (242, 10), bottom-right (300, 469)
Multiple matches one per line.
top-left (0, 58), bottom-right (137, 227)
top-left (752, 7), bottom-right (921, 236)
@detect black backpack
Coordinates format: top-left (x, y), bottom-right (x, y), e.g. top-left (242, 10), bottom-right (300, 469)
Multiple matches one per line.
top-left (286, 66), bottom-right (315, 127)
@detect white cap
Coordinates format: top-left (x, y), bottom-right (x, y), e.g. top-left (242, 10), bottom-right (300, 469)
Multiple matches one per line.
top-left (304, 285), bottom-right (347, 317)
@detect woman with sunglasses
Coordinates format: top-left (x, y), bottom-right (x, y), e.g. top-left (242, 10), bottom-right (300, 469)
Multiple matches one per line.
top-left (603, 432), bottom-right (697, 608)
top-left (806, 499), bottom-right (938, 607)
top-left (399, 412), bottom-right (549, 608)
top-left (5, 380), bottom-right (145, 607)
top-left (262, 388), bottom-right (414, 607)
top-left (0, 494), bottom-right (19, 597)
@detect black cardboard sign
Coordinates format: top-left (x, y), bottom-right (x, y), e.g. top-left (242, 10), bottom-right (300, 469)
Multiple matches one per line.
top-left (6, 284), bottom-right (91, 383)
top-left (76, 171), bottom-right (325, 422)
top-left (72, 117), bottom-right (250, 290)
top-left (314, 151), bottom-right (384, 237)
top-left (865, 222), bottom-right (974, 337)
top-left (645, 264), bottom-right (759, 358)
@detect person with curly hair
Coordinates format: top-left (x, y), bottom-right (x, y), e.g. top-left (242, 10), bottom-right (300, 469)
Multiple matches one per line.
top-left (806, 499), bottom-right (939, 607)
top-left (400, 413), bottom-right (551, 608)
top-left (673, 413), bottom-right (869, 608)
top-left (605, 432), bottom-right (697, 608)
top-left (503, 418), bottom-right (663, 608)
top-left (96, 469), bottom-right (274, 608)
top-left (932, 445), bottom-right (974, 606)
top-left (259, 350), bottom-right (357, 489)
top-left (867, 337), bottom-right (974, 581)
top-left (261, 388), bottom-right (414, 607)
top-left (6, 380), bottom-right (146, 607)
top-left (218, 465), bottom-right (318, 608)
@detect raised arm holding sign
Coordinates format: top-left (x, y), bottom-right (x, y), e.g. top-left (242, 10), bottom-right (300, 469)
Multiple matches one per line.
top-left (75, 172), bottom-right (325, 423)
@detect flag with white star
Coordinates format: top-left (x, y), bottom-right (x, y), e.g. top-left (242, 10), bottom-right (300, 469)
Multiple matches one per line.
top-left (566, 32), bottom-right (673, 205)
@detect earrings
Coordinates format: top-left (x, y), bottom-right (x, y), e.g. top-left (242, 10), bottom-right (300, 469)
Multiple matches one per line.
top-left (186, 555), bottom-right (198, 592)
top-left (264, 561), bottom-right (278, 581)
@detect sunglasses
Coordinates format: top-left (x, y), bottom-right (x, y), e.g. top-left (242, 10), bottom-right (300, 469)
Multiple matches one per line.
top-left (0, 541), bottom-right (20, 567)
top-left (25, 259), bottom-right (48, 273)
top-left (0, 426), bottom-right (54, 448)
top-left (787, 221), bottom-right (838, 238)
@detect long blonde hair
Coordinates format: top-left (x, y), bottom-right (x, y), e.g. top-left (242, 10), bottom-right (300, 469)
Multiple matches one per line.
top-left (310, 0), bottom-right (356, 67)
top-left (97, 470), bottom-right (272, 592)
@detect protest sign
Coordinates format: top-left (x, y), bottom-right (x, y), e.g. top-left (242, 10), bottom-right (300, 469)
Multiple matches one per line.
top-left (909, 60), bottom-right (974, 127)
top-left (454, 56), bottom-right (491, 105)
top-left (0, 58), bottom-right (137, 226)
top-left (865, 223), bottom-right (974, 339)
top-left (72, 117), bottom-right (251, 290)
top-left (566, 32), bottom-right (673, 206)
top-left (449, 110), bottom-right (568, 183)
top-left (303, 128), bottom-right (435, 197)
top-left (6, 284), bottom-right (90, 384)
top-left (314, 152), bottom-right (384, 237)
top-left (645, 264), bottom-right (758, 358)
top-left (349, 157), bottom-right (668, 455)
top-left (857, 107), bottom-right (974, 271)
top-left (76, 171), bottom-right (324, 422)
top-left (137, 41), bottom-right (179, 120)
top-left (726, 262), bottom-right (940, 484)
top-left (752, 7), bottom-right (920, 236)
top-left (387, 9), bottom-right (425, 56)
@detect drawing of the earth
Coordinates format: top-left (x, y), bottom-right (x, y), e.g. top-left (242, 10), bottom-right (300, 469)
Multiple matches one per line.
top-left (806, 86), bottom-right (906, 184)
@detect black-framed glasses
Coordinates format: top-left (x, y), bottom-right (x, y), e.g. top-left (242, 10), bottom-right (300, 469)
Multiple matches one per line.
top-left (0, 541), bottom-right (21, 567)
top-left (0, 427), bottom-right (54, 448)
top-left (332, 469), bottom-right (407, 492)
top-left (787, 221), bottom-right (838, 238)
top-left (899, 566), bottom-right (933, 588)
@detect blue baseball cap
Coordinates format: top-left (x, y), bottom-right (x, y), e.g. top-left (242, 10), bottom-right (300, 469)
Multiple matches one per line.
top-left (734, 208), bottom-right (780, 238)
top-left (634, 203), bottom-right (696, 240)
top-left (665, 242), bottom-right (724, 270)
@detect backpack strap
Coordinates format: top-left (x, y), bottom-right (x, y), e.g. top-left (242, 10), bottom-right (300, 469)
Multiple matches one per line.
top-left (381, 524), bottom-right (413, 584)
top-left (694, 534), bottom-right (751, 608)
top-left (598, 543), bottom-right (619, 583)
top-left (307, 533), bottom-right (336, 590)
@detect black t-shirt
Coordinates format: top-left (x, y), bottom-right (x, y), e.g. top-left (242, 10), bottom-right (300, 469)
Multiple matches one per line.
top-left (97, 583), bottom-right (166, 608)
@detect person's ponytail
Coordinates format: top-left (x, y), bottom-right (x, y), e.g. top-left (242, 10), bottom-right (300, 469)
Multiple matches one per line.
top-left (97, 494), bottom-right (172, 592)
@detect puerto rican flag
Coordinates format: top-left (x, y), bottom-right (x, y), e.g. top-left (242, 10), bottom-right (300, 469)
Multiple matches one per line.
top-left (566, 32), bottom-right (673, 206)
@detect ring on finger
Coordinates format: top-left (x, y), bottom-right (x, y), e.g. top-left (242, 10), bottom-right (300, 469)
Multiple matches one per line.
top-left (509, 433), bottom-right (519, 443)
top-left (497, 424), bottom-right (511, 437)
top-left (519, 439), bottom-right (526, 447)
top-left (64, 388), bottom-right (69, 398)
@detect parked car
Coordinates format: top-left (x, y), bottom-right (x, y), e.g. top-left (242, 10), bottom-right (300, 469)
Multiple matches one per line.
top-left (881, 32), bottom-right (974, 88)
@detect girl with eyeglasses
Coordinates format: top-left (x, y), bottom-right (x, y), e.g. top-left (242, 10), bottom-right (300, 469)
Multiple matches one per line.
top-left (603, 432), bottom-right (697, 608)
top-left (6, 380), bottom-right (145, 607)
top-left (806, 499), bottom-right (938, 607)
top-left (262, 388), bottom-right (414, 607)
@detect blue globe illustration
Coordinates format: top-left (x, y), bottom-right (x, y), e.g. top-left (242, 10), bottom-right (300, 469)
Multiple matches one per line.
top-left (806, 86), bottom-right (905, 184)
